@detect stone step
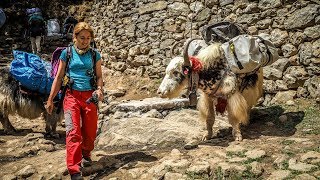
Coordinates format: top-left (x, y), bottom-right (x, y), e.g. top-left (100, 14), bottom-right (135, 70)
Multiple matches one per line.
top-left (112, 97), bottom-right (190, 113)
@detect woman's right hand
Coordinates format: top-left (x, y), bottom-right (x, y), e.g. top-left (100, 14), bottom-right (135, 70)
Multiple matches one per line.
top-left (45, 100), bottom-right (54, 115)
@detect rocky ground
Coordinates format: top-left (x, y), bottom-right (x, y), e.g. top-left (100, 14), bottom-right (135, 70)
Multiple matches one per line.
top-left (0, 52), bottom-right (319, 180)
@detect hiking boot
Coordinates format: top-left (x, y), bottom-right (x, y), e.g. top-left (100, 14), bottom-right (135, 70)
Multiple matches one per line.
top-left (81, 157), bottom-right (92, 167)
top-left (71, 173), bottom-right (83, 180)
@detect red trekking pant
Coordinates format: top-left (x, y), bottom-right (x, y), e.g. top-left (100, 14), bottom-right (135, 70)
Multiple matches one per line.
top-left (63, 89), bottom-right (98, 175)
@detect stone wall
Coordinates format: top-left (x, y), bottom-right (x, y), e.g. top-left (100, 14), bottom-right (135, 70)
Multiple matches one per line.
top-left (89, 0), bottom-right (319, 105)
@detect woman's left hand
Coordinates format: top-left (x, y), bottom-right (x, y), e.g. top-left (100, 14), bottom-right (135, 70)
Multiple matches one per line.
top-left (95, 88), bottom-right (104, 101)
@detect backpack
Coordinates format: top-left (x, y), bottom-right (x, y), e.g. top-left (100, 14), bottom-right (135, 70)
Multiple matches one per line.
top-left (51, 47), bottom-right (71, 78)
top-left (63, 16), bottom-right (78, 35)
top-left (10, 51), bottom-right (53, 94)
top-left (29, 14), bottom-right (44, 25)
top-left (221, 34), bottom-right (279, 74)
top-left (201, 21), bottom-right (245, 44)
top-left (27, 8), bottom-right (44, 26)
top-left (51, 46), bottom-right (97, 85)
top-left (47, 19), bottom-right (60, 36)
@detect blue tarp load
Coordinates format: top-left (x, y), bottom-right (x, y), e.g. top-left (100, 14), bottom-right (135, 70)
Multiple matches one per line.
top-left (10, 51), bottom-right (53, 94)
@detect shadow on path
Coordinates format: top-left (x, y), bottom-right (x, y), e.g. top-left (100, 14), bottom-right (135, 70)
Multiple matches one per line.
top-left (83, 151), bottom-right (158, 179)
top-left (200, 105), bottom-right (305, 147)
top-left (244, 105), bottom-right (304, 139)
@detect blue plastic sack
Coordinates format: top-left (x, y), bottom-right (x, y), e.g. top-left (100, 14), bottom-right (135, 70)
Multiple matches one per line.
top-left (10, 51), bottom-right (53, 94)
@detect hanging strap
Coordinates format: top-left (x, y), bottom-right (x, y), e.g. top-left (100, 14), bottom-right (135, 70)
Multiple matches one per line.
top-left (65, 45), bottom-right (72, 74)
top-left (56, 45), bottom-right (73, 114)
top-left (229, 41), bottom-right (244, 70)
top-left (90, 48), bottom-right (97, 90)
top-left (91, 48), bottom-right (97, 75)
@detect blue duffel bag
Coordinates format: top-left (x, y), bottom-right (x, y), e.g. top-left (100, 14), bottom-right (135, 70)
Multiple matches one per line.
top-left (10, 51), bottom-right (54, 94)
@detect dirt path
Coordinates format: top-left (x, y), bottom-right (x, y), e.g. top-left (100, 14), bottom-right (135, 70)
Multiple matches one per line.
top-left (0, 98), bottom-right (319, 179)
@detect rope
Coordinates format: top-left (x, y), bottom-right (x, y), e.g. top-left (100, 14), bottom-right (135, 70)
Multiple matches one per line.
top-left (189, 1), bottom-right (198, 39)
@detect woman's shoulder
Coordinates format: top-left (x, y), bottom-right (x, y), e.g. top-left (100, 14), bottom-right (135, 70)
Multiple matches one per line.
top-left (61, 47), bottom-right (72, 55)
top-left (59, 46), bottom-right (73, 60)
top-left (90, 48), bottom-right (101, 59)
top-left (61, 45), bottom-right (73, 53)
top-left (91, 48), bottom-right (100, 55)
top-left (90, 48), bottom-right (100, 54)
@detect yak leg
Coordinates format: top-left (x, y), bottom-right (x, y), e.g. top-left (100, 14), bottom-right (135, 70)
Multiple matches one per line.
top-left (228, 114), bottom-right (243, 141)
top-left (227, 92), bottom-right (249, 141)
top-left (0, 113), bottom-right (16, 134)
top-left (198, 93), bottom-right (215, 141)
top-left (44, 111), bottom-right (60, 138)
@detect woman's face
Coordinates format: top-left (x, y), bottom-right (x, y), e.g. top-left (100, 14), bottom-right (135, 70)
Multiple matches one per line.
top-left (75, 30), bottom-right (92, 49)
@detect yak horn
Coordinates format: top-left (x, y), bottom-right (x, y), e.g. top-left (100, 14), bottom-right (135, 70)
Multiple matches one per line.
top-left (183, 38), bottom-right (198, 67)
top-left (170, 41), bottom-right (181, 57)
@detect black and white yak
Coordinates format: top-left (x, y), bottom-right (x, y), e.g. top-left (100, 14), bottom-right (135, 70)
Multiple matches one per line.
top-left (157, 39), bottom-right (264, 141)
top-left (0, 66), bottom-right (63, 137)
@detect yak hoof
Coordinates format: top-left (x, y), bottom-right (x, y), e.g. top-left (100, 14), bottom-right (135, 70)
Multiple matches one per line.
top-left (45, 132), bottom-right (60, 139)
top-left (202, 132), bottom-right (213, 141)
top-left (232, 129), bottom-right (243, 141)
top-left (233, 132), bottom-right (243, 141)
top-left (52, 133), bottom-right (60, 139)
top-left (234, 135), bottom-right (243, 141)
top-left (4, 128), bottom-right (16, 135)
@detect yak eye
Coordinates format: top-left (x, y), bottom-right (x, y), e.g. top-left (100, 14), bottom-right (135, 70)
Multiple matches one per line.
top-left (172, 71), bottom-right (180, 77)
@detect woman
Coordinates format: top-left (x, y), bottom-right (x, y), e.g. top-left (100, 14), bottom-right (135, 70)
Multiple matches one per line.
top-left (46, 22), bottom-right (103, 180)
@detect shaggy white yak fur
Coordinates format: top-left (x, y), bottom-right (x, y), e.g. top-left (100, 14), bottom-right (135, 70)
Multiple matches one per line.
top-left (158, 43), bottom-right (263, 141)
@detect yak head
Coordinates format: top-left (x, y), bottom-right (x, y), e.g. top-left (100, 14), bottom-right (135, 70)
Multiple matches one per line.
top-left (157, 56), bottom-right (189, 98)
top-left (157, 39), bottom-right (195, 98)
